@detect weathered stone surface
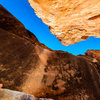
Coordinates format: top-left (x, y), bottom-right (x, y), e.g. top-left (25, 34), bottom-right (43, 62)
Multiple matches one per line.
top-left (0, 89), bottom-right (35, 100)
top-left (0, 89), bottom-right (54, 100)
top-left (0, 5), bottom-right (100, 100)
top-left (28, 0), bottom-right (100, 45)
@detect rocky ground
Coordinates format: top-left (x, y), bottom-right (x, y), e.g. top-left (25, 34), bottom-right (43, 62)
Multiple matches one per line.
top-left (0, 5), bottom-right (100, 100)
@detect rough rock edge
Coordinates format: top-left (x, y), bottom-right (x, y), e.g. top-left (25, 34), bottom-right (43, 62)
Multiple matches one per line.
top-left (28, 0), bottom-right (100, 46)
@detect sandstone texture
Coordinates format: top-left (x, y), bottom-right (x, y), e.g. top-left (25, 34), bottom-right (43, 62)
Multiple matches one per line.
top-left (28, 0), bottom-right (100, 45)
top-left (0, 89), bottom-right (53, 100)
top-left (0, 5), bottom-right (100, 100)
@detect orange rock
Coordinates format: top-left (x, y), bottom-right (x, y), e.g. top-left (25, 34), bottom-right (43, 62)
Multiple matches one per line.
top-left (28, 0), bottom-right (100, 46)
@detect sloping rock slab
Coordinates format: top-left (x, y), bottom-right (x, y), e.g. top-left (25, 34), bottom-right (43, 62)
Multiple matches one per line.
top-left (0, 4), bottom-right (100, 100)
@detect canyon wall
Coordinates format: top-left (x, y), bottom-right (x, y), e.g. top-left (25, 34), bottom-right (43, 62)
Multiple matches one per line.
top-left (0, 5), bottom-right (100, 100)
top-left (28, 0), bottom-right (100, 45)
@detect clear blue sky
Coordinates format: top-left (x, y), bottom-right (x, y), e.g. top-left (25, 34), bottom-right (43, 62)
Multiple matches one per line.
top-left (0, 0), bottom-right (100, 55)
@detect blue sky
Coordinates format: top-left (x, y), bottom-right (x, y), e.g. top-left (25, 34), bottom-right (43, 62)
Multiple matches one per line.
top-left (0, 0), bottom-right (100, 55)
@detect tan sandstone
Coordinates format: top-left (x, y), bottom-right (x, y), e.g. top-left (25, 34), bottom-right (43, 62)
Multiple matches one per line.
top-left (28, 0), bottom-right (100, 46)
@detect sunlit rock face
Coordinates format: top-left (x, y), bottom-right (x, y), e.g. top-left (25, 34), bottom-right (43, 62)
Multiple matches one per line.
top-left (0, 5), bottom-right (100, 100)
top-left (28, 0), bottom-right (100, 46)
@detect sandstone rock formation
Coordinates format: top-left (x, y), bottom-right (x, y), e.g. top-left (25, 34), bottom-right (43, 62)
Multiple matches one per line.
top-left (0, 5), bottom-right (100, 100)
top-left (28, 0), bottom-right (100, 46)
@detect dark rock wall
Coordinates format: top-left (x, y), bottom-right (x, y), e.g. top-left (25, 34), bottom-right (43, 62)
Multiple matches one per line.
top-left (0, 5), bottom-right (100, 100)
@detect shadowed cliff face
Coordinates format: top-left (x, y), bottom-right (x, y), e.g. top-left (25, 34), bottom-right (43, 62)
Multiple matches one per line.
top-left (0, 5), bottom-right (100, 100)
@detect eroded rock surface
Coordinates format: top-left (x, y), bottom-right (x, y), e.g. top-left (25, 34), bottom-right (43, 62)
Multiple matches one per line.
top-left (0, 89), bottom-right (35, 100)
top-left (28, 0), bottom-right (100, 45)
top-left (0, 5), bottom-right (100, 100)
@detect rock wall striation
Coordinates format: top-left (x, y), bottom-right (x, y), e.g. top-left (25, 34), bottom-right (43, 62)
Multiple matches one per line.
top-left (28, 0), bottom-right (100, 45)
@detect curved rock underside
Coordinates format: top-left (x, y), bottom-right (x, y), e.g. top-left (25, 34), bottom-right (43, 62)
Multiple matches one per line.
top-left (0, 5), bottom-right (100, 100)
top-left (28, 0), bottom-right (100, 46)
